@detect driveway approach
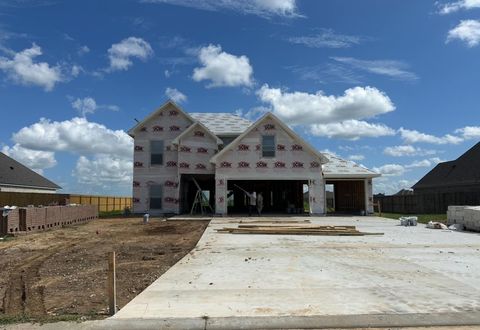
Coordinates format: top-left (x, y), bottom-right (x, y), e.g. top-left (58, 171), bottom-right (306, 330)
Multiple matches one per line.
top-left (102, 216), bottom-right (480, 329)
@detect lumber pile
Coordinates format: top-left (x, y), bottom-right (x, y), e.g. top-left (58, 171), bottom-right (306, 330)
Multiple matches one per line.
top-left (216, 224), bottom-right (383, 236)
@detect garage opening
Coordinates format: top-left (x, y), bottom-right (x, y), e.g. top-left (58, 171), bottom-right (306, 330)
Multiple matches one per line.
top-left (326, 180), bottom-right (365, 214)
top-left (179, 174), bottom-right (215, 214)
top-left (227, 180), bottom-right (308, 214)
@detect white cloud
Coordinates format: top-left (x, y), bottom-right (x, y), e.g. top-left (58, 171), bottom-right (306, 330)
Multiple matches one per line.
top-left (193, 44), bottom-right (253, 88)
top-left (71, 97), bottom-right (119, 117)
top-left (74, 155), bottom-right (132, 186)
top-left (447, 20), bottom-right (480, 47)
top-left (383, 145), bottom-right (437, 157)
top-left (405, 159), bottom-right (432, 168)
top-left (348, 154), bottom-right (365, 161)
top-left (143, 0), bottom-right (300, 18)
top-left (2, 144), bottom-right (56, 174)
top-left (455, 126), bottom-right (480, 139)
top-left (398, 127), bottom-right (463, 145)
top-left (372, 164), bottom-right (406, 177)
top-left (165, 87), bottom-right (187, 103)
top-left (257, 84), bottom-right (395, 125)
top-left (439, 0), bottom-right (480, 14)
top-left (12, 117), bottom-right (132, 159)
top-left (108, 37), bottom-right (153, 71)
top-left (78, 45), bottom-right (90, 56)
top-left (332, 57), bottom-right (418, 81)
top-left (287, 29), bottom-right (363, 48)
top-left (0, 43), bottom-right (63, 91)
top-left (309, 120), bottom-right (395, 140)
top-left (374, 178), bottom-right (416, 195)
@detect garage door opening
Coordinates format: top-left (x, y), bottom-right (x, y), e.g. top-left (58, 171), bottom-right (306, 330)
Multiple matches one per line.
top-left (180, 174), bottom-right (215, 214)
top-left (227, 180), bottom-right (308, 215)
top-left (326, 180), bottom-right (365, 215)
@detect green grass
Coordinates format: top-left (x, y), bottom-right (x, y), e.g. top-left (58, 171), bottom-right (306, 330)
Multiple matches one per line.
top-left (376, 212), bottom-right (447, 224)
top-left (0, 235), bottom-right (15, 243)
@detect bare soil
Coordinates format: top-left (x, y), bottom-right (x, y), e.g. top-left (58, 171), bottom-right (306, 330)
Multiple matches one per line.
top-left (0, 218), bottom-right (208, 320)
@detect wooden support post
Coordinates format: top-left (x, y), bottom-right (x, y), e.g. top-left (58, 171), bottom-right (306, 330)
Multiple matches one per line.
top-left (107, 251), bottom-right (117, 315)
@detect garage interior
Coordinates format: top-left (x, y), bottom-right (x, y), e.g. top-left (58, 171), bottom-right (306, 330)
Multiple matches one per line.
top-left (326, 180), bottom-right (366, 214)
top-left (227, 180), bottom-right (308, 214)
top-left (179, 174), bottom-right (215, 214)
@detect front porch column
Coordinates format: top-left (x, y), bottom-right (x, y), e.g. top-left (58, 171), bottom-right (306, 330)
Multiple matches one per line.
top-left (215, 175), bottom-right (227, 216)
top-left (365, 178), bottom-right (374, 214)
top-left (309, 178), bottom-right (325, 215)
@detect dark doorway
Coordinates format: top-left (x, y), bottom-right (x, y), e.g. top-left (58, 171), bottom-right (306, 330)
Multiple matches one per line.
top-left (180, 174), bottom-right (215, 214)
top-left (227, 180), bottom-right (307, 214)
top-left (326, 180), bottom-right (365, 214)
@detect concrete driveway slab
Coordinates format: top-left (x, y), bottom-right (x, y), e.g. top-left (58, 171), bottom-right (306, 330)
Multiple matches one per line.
top-left (100, 216), bottom-right (480, 329)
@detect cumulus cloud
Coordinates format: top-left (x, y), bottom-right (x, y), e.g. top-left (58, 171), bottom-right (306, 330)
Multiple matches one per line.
top-left (71, 97), bottom-right (119, 117)
top-left (455, 126), bottom-right (480, 139)
top-left (142, 0), bottom-right (300, 18)
top-left (447, 20), bottom-right (480, 47)
top-left (372, 164), bottom-right (406, 177)
top-left (165, 87), bottom-right (187, 103)
top-left (12, 117), bottom-right (132, 159)
top-left (383, 145), bottom-right (437, 157)
top-left (405, 159), bottom-right (433, 168)
top-left (374, 178), bottom-right (416, 195)
top-left (309, 120), bottom-right (395, 140)
top-left (287, 29), bottom-right (362, 48)
top-left (438, 0), bottom-right (480, 14)
top-left (0, 43), bottom-right (63, 91)
top-left (74, 155), bottom-right (132, 186)
top-left (193, 44), bottom-right (253, 87)
top-left (257, 84), bottom-right (395, 125)
top-left (398, 128), bottom-right (463, 145)
top-left (108, 37), bottom-right (153, 71)
top-left (2, 144), bottom-right (56, 174)
top-left (332, 57), bottom-right (418, 81)
top-left (348, 154), bottom-right (365, 161)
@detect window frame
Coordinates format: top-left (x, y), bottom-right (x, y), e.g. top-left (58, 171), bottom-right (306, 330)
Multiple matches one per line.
top-left (262, 135), bottom-right (276, 158)
top-left (150, 140), bottom-right (164, 166)
top-left (149, 184), bottom-right (163, 210)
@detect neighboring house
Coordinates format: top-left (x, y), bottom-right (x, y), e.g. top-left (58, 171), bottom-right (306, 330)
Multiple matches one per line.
top-left (394, 189), bottom-right (414, 196)
top-left (413, 142), bottom-right (480, 194)
top-left (0, 152), bottom-right (61, 193)
top-left (129, 101), bottom-right (380, 216)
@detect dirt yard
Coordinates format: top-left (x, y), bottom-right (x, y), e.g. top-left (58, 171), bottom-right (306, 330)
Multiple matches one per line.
top-left (0, 218), bottom-right (209, 321)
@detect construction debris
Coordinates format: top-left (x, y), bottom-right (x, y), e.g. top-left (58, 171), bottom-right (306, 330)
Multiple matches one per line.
top-left (426, 221), bottom-right (449, 230)
top-left (399, 216), bottom-right (418, 226)
top-left (216, 224), bottom-right (383, 236)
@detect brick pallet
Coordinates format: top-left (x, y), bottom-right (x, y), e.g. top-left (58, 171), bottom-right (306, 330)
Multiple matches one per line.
top-left (2, 205), bottom-right (98, 235)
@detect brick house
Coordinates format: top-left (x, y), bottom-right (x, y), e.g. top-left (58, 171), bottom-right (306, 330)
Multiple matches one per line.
top-left (129, 101), bottom-right (380, 216)
top-left (0, 152), bottom-right (60, 193)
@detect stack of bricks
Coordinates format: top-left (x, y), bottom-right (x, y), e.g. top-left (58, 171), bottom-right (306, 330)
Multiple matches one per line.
top-left (25, 206), bottom-right (47, 231)
top-left (5, 208), bottom-right (20, 234)
top-left (447, 205), bottom-right (480, 232)
top-left (3, 205), bottom-right (98, 235)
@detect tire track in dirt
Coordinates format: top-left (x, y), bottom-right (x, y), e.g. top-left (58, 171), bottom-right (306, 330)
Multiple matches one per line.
top-left (2, 240), bottom-right (82, 316)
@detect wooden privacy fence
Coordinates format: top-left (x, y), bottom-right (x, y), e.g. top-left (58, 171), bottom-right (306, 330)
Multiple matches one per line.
top-left (375, 191), bottom-right (480, 214)
top-left (0, 192), bottom-right (132, 213)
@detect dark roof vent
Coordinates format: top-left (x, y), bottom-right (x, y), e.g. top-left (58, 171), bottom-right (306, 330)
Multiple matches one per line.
top-left (9, 166), bottom-right (14, 170)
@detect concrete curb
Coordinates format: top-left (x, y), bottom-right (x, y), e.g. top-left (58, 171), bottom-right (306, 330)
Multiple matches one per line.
top-left (97, 312), bottom-right (480, 329)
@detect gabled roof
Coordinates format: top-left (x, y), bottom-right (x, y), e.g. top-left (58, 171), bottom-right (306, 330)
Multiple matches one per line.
top-left (171, 121), bottom-right (223, 145)
top-left (190, 113), bottom-right (252, 135)
top-left (413, 141), bottom-right (480, 189)
top-left (322, 153), bottom-right (380, 179)
top-left (128, 100), bottom-right (196, 137)
top-left (210, 112), bottom-right (329, 164)
top-left (0, 152), bottom-right (61, 190)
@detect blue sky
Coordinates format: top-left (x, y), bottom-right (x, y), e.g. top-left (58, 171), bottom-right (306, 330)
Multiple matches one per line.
top-left (0, 0), bottom-right (479, 196)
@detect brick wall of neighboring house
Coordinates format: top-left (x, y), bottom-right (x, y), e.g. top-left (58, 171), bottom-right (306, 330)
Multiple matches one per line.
top-left (3, 205), bottom-right (98, 235)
